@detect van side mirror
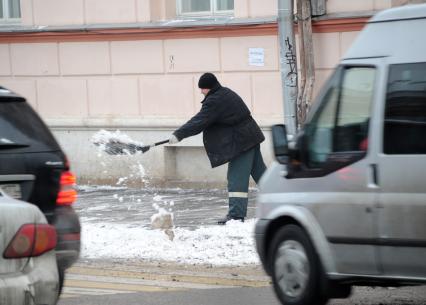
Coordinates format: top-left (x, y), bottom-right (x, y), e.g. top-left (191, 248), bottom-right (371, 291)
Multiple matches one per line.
top-left (272, 124), bottom-right (289, 164)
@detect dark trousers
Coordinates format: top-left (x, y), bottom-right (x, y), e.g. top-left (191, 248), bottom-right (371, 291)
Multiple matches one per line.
top-left (227, 144), bottom-right (266, 218)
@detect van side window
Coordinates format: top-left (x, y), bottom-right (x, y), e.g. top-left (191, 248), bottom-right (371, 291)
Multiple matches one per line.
top-left (306, 72), bottom-right (339, 165)
top-left (384, 63), bottom-right (426, 154)
top-left (307, 67), bottom-right (375, 168)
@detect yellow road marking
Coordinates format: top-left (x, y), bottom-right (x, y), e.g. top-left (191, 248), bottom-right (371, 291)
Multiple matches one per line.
top-left (66, 273), bottom-right (233, 289)
top-left (65, 279), bottom-right (184, 292)
top-left (62, 263), bottom-right (271, 299)
top-left (62, 287), bottom-right (129, 295)
top-left (59, 293), bottom-right (79, 299)
top-left (68, 266), bottom-right (270, 288)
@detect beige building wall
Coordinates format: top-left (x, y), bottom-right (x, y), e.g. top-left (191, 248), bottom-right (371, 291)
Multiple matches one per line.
top-left (20, 0), bottom-right (396, 25)
top-left (0, 0), bottom-right (407, 186)
top-left (0, 32), bottom-right (359, 127)
top-left (0, 31), bottom-right (359, 121)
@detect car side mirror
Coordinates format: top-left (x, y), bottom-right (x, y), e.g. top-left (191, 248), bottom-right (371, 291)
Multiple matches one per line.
top-left (272, 124), bottom-right (289, 164)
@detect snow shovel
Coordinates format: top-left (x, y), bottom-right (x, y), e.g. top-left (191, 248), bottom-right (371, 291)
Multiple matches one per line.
top-left (100, 139), bottom-right (169, 155)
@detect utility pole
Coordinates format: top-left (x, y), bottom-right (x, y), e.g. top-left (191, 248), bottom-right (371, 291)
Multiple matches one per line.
top-left (278, 0), bottom-right (298, 137)
top-left (296, 0), bottom-right (315, 126)
top-left (278, 0), bottom-right (317, 132)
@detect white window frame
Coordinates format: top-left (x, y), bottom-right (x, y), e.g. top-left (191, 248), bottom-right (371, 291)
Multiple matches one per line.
top-left (0, 0), bottom-right (21, 24)
top-left (177, 0), bottom-right (234, 18)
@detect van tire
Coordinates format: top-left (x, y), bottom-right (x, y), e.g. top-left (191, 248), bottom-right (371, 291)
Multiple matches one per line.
top-left (269, 224), bottom-right (328, 305)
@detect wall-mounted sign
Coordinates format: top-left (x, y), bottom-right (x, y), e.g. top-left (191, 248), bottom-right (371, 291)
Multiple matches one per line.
top-left (248, 48), bottom-right (265, 67)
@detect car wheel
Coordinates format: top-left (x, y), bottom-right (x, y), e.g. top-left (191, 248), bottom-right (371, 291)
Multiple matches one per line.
top-left (269, 224), bottom-right (328, 305)
top-left (58, 267), bottom-right (65, 296)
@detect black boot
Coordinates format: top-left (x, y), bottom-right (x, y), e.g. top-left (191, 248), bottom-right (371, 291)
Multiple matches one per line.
top-left (217, 215), bottom-right (244, 225)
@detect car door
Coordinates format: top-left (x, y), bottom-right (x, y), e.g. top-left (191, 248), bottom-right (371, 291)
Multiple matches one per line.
top-left (377, 61), bottom-right (426, 277)
top-left (291, 61), bottom-right (381, 275)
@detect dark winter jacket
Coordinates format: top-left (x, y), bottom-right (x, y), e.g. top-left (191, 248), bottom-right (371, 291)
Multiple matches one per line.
top-left (173, 84), bottom-right (265, 168)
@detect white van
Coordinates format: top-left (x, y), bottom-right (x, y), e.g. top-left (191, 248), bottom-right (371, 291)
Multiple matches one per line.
top-left (255, 4), bottom-right (426, 305)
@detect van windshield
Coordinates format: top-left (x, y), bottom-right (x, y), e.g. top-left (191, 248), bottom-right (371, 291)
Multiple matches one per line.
top-left (0, 100), bottom-right (60, 153)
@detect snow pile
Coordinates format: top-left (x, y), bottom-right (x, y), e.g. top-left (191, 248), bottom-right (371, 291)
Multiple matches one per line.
top-left (80, 219), bottom-right (259, 266)
top-left (151, 197), bottom-right (175, 241)
top-left (151, 209), bottom-right (174, 241)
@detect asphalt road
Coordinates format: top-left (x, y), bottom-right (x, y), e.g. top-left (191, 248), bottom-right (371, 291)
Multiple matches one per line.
top-left (57, 260), bottom-right (426, 305)
top-left (59, 285), bottom-right (426, 305)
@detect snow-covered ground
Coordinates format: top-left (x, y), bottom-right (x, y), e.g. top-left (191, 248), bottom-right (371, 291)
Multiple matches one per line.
top-left (79, 129), bottom-right (261, 266)
top-left (80, 219), bottom-right (260, 266)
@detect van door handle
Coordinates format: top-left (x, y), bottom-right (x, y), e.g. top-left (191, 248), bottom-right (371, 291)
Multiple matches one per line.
top-left (368, 163), bottom-right (379, 188)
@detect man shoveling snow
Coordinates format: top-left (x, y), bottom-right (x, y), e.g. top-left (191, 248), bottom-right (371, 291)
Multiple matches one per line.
top-left (168, 73), bottom-right (266, 225)
top-left (90, 73), bottom-right (266, 225)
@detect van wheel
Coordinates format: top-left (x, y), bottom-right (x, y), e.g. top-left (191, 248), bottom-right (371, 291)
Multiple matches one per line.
top-left (269, 225), bottom-right (328, 305)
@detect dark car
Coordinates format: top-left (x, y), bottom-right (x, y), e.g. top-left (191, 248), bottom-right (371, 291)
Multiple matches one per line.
top-left (0, 86), bottom-right (80, 293)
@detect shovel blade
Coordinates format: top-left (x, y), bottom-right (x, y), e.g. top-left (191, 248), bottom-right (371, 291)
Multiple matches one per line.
top-left (138, 145), bottom-right (151, 153)
top-left (100, 141), bottom-right (152, 155)
top-left (103, 142), bottom-right (139, 155)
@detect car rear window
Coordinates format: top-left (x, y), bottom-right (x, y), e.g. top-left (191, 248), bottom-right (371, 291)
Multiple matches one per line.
top-left (0, 100), bottom-right (60, 153)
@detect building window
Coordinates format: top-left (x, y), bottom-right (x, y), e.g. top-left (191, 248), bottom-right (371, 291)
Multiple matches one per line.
top-left (0, 0), bottom-right (21, 22)
top-left (177, 0), bottom-right (234, 17)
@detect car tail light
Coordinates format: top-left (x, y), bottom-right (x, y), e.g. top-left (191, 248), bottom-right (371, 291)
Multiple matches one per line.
top-left (3, 224), bottom-right (57, 259)
top-left (56, 171), bottom-right (77, 206)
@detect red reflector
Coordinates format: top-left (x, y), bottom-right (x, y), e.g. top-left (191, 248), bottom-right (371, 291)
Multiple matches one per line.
top-left (56, 171), bottom-right (77, 206)
top-left (3, 224), bottom-right (57, 259)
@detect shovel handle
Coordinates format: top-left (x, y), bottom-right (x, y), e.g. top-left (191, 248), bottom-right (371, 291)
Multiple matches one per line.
top-left (153, 139), bottom-right (170, 146)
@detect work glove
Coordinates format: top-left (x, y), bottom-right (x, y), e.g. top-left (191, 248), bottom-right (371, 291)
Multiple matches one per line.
top-left (169, 134), bottom-right (180, 144)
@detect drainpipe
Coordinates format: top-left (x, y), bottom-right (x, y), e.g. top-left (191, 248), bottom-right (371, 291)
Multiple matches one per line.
top-left (278, 0), bottom-right (298, 137)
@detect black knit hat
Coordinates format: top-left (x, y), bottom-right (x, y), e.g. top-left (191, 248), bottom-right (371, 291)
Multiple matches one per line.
top-left (198, 73), bottom-right (219, 89)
